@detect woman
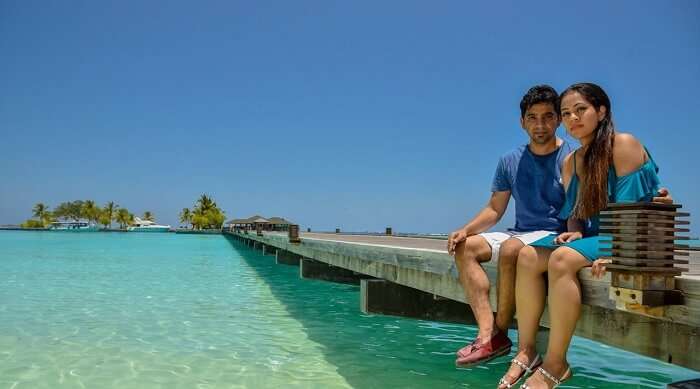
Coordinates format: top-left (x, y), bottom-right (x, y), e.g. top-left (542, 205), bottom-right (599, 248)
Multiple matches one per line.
top-left (496, 82), bottom-right (665, 389)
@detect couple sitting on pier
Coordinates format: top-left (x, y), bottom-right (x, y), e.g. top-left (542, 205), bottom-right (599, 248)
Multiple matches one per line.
top-left (447, 83), bottom-right (671, 388)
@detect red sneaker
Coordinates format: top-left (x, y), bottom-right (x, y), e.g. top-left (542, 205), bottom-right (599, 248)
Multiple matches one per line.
top-left (455, 331), bottom-right (512, 367)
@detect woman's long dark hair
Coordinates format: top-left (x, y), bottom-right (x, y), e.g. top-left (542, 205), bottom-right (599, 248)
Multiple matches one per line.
top-left (560, 83), bottom-right (616, 219)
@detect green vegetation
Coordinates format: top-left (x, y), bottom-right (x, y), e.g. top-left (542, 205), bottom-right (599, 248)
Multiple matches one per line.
top-left (21, 219), bottom-right (46, 229)
top-left (187, 194), bottom-right (225, 229)
top-left (24, 200), bottom-right (140, 230)
top-left (102, 201), bottom-right (118, 228)
top-left (115, 208), bottom-right (131, 229)
top-left (31, 203), bottom-right (54, 227)
top-left (53, 201), bottom-right (84, 221)
top-left (82, 200), bottom-right (100, 225)
top-left (22, 197), bottom-right (224, 231)
top-left (179, 208), bottom-right (192, 228)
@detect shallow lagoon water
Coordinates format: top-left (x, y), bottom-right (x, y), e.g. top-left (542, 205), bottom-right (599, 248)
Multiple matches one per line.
top-left (0, 231), bottom-right (696, 388)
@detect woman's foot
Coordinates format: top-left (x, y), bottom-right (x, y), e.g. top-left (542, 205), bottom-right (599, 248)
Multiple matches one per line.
top-left (497, 349), bottom-right (541, 389)
top-left (520, 361), bottom-right (571, 389)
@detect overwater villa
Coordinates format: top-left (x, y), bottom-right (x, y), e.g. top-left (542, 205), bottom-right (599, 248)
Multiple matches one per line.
top-left (224, 215), bottom-right (293, 232)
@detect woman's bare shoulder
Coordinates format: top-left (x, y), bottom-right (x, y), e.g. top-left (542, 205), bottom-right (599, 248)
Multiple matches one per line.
top-left (613, 132), bottom-right (646, 175)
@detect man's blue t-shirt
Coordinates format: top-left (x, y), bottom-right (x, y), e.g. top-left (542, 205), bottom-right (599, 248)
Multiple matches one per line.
top-left (491, 141), bottom-right (574, 233)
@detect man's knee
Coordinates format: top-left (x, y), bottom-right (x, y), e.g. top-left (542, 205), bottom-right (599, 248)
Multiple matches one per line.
top-left (498, 238), bottom-right (524, 268)
top-left (455, 236), bottom-right (491, 264)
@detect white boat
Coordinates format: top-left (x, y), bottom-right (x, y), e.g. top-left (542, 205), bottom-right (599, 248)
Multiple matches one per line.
top-left (128, 217), bottom-right (171, 232)
top-left (50, 220), bottom-right (99, 232)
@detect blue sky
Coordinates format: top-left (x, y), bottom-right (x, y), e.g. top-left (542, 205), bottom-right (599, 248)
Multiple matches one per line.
top-left (1, 0), bottom-right (699, 234)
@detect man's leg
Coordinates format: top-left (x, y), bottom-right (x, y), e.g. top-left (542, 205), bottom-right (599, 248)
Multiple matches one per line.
top-left (454, 235), bottom-right (495, 341)
top-left (494, 237), bottom-right (525, 332)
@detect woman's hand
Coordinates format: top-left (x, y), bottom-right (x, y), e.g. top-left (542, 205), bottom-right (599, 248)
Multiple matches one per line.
top-left (653, 187), bottom-right (673, 204)
top-left (554, 231), bottom-right (582, 244)
top-left (591, 258), bottom-right (610, 278)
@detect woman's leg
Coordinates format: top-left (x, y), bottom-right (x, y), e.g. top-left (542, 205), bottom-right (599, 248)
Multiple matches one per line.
top-left (524, 246), bottom-right (590, 388)
top-left (515, 246), bottom-right (550, 354)
top-left (498, 246), bottom-right (550, 388)
top-left (545, 247), bottom-right (590, 366)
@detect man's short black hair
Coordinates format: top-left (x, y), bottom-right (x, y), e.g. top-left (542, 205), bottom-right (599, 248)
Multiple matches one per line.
top-left (520, 85), bottom-right (559, 118)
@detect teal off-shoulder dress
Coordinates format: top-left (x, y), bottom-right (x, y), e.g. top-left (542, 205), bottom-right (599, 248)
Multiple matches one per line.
top-left (529, 148), bottom-right (661, 261)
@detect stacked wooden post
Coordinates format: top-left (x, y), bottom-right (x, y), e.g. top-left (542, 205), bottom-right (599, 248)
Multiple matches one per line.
top-left (288, 224), bottom-right (301, 244)
top-left (600, 202), bottom-right (690, 313)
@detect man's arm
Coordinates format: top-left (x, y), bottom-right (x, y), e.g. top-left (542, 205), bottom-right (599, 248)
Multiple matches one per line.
top-left (461, 191), bottom-right (511, 236)
top-left (447, 191), bottom-right (510, 255)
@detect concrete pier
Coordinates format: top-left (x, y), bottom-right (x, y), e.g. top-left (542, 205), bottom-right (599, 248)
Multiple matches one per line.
top-left (361, 279), bottom-right (476, 324)
top-left (300, 258), bottom-right (364, 285)
top-left (223, 231), bottom-right (700, 371)
top-left (276, 249), bottom-right (301, 266)
top-left (262, 244), bottom-right (273, 255)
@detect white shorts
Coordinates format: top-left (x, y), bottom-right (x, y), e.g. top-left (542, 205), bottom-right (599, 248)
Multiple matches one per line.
top-left (478, 230), bottom-right (554, 261)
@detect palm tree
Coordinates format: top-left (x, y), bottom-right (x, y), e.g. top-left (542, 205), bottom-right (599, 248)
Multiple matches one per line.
top-left (98, 210), bottom-right (111, 229)
top-left (179, 208), bottom-right (192, 228)
top-left (82, 200), bottom-right (100, 224)
top-left (103, 201), bottom-right (118, 228)
top-left (196, 194), bottom-right (216, 213)
top-left (53, 201), bottom-right (81, 221)
top-left (143, 211), bottom-right (154, 221)
top-left (32, 203), bottom-right (50, 226)
top-left (115, 208), bottom-right (131, 229)
top-left (191, 194), bottom-right (225, 230)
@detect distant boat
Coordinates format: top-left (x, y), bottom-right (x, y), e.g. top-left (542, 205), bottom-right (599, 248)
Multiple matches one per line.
top-left (128, 217), bottom-right (171, 232)
top-left (50, 220), bottom-right (99, 232)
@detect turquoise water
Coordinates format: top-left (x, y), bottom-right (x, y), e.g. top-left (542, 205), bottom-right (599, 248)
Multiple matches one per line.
top-left (0, 231), bottom-right (696, 388)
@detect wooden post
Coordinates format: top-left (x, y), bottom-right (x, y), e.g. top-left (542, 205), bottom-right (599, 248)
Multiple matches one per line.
top-left (600, 202), bottom-right (690, 315)
top-left (288, 224), bottom-right (301, 243)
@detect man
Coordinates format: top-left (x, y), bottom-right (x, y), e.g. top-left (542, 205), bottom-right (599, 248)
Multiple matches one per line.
top-left (449, 85), bottom-right (573, 367)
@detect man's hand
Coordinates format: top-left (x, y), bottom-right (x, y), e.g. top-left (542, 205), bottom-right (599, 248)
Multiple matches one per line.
top-left (554, 231), bottom-right (582, 244)
top-left (653, 187), bottom-right (673, 204)
top-left (447, 229), bottom-right (468, 256)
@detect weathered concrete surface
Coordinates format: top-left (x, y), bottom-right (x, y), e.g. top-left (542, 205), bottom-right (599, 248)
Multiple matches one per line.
top-left (225, 231), bottom-right (700, 371)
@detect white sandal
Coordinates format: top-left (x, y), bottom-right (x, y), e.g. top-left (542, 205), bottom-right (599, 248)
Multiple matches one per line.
top-left (497, 354), bottom-right (542, 388)
top-left (520, 366), bottom-right (571, 388)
